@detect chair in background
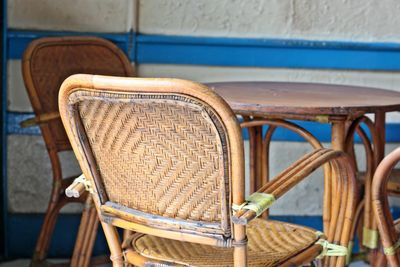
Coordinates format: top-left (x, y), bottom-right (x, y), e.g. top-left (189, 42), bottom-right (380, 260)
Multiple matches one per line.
top-left (372, 147), bottom-right (400, 266)
top-left (61, 74), bottom-right (357, 266)
top-left (21, 37), bottom-right (134, 267)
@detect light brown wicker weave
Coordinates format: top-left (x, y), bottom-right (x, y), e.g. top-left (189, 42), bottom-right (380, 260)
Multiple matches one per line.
top-left (60, 74), bottom-right (358, 267)
top-left (21, 37), bottom-right (134, 267)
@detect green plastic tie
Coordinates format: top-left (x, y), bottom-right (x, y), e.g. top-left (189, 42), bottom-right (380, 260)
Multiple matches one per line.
top-left (316, 239), bottom-right (348, 259)
top-left (346, 241), bottom-right (353, 264)
top-left (384, 239), bottom-right (400, 256)
top-left (232, 193), bottom-right (275, 216)
top-left (362, 227), bottom-right (379, 249)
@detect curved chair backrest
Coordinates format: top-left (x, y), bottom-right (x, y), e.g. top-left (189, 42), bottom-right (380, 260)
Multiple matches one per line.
top-left (22, 37), bottom-right (134, 153)
top-left (372, 147), bottom-right (400, 266)
top-left (59, 74), bottom-right (245, 246)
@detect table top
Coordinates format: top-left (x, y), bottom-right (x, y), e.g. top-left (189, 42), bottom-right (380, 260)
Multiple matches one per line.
top-left (208, 81), bottom-right (400, 120)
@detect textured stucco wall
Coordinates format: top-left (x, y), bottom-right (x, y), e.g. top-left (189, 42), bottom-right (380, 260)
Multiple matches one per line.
top-left (8, 0), bottom-right (136, 32)
top-left (140, 0), bottom-right (400, 41)
top-left (6, 0), bottom-right (136, 213)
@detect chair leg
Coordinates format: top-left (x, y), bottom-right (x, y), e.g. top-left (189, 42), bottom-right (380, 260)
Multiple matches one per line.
top-left (101, 222), bottom-right (124, 267)
top-left (30, 200), bottom-right (62, 267)
top-left (233, 224), bottom-right (247, 267)
top-left (371, 248), bottom-right (387, 267)
top-left (70, 196), bottom-right (99, 267)
top-left (234, 246), bottom-right (247, 267)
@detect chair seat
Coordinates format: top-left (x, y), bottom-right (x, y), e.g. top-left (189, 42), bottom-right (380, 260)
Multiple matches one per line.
top-left (129, 219), bottom-right (321, 267)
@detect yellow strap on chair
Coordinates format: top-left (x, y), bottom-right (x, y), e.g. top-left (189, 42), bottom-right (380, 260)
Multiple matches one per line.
top-left (362, 227), bottom-right (379, 249)
top-left (232, 193), bottom-right (275, 216)
top-left (316, 239), bottom-right (348, 259)
top-left (346, 241), bottom-right (354, 265)
top-left (384, 239), bottom-right (400, 256)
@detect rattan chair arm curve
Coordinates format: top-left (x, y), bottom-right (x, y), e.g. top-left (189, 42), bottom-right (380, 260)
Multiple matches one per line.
top-left (233, 148), bottom-right (356, 225)
top-left (19, 111), bottom-right (60, 128)
top-left (372, 147), bottom-right (400, 263)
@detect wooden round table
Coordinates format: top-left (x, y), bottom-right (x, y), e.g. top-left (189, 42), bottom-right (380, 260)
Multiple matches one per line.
top-left (209, 81), bottom-right (400, 119)
top-left (208, 81), bottom-right (400, 261)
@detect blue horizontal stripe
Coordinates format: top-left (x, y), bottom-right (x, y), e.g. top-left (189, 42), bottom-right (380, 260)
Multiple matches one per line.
top-left (8, 207), bottom-right (400, 257)
top-left (7, 112), bottom-right (400, 143)
top-left (7, 30), bottom-right (400, 70)
top-left (136, 34), bottom-right (400, 70)
top-left (7, 112), bottom-right (40, 135)
top-left (7, 213), bottom-right (322, 258)
top-left (7, 213), bottom-right (108, 258)
top-left (137, 34), bottom-right (400, 51)
top-left (7, 30), bottom-right (133, 60)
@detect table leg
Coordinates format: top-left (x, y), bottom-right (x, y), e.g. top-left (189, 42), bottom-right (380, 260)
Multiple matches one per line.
top-left (327, 119), bottom-right (347, 236)
top-left (375, 111), bottom-right (386, 162)
top-left (369, 111), bottom-right (386, 266)
top-left (248, 125), bottom-right (264, 194)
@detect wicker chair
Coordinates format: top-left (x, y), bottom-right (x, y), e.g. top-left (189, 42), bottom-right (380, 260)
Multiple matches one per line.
top-left (60, 74), bottom-right (357, 267)
top-left (372, 147), bottom-right (400, 266)
top-left (21, 37), bottom-right (134, 267)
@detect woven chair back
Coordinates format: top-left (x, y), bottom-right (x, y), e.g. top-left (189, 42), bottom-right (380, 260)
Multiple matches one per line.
top-left (22, 37), bottom-right (134, 152)
top-left (59, 75), bottom-right (244, 241)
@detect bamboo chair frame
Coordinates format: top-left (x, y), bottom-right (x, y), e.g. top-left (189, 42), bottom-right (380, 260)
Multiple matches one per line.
top-left (21, 37), bottom-right (134, 267)
top-left (240, 119), bottom-right (331, 226)
top-left (60, 74), bottom-right (357, 267)
top-left (372, 147), bottom-right (400, 266)
top-left (244, 114), bottom-right (392, 264)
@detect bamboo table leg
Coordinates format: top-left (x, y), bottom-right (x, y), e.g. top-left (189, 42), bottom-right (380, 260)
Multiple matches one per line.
top-left (370, 111), bottom-right (386, 266)
top-left (248, 125), bottom-right (264, 194)
top-left (325, 118), bottom-right (348, 239)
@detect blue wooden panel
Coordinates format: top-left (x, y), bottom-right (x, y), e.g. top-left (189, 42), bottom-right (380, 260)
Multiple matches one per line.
top-left (13, 209), bottom-right (400, 257)
top-left (7, 30), bottom-right (132, 60)
top-left (136, 34), bottom-right (400, 70)
top-left (7, 31), bottom-right (400, 71)
top-left (7, 213), bottom-right (321, 258)
top-left (1, 0), bottom-right (8, 258)
top-left (7, 112), bottom-right (400, 143)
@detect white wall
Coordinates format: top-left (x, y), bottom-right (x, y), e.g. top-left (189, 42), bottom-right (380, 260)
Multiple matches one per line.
top-left (139, 0), bottom-right (400, 41)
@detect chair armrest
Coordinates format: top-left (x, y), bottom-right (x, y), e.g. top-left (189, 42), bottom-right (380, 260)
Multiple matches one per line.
top-left (372, 147), bottom-right (400, 260)
top-left (19, 111), bottom-right (60, 128)
top-left (232, 148), bottom-right (357, 225)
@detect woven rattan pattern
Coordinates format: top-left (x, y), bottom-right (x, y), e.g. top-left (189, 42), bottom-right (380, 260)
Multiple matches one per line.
top-left (131, 219), bottom-right (319, 267)
top-left (76, 92), bottom-right (230, 225)
top-left (27, 42), bottom-right (131, 151)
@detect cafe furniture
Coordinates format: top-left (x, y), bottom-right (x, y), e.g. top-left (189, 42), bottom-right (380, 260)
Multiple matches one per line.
top-left (20, 37), bottom-right (134, 267)
top-left (372, 146), bottom-right (400, 267)
top-left (61, 75), bottom-right (357, 266)
top-left (208, 81), bottom-right (400, 262)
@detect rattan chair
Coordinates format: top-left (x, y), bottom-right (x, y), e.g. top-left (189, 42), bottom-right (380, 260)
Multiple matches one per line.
top-left (372, 147), bottom-right (400, 266)
top-left (60, 74), bottom-right (357, 267)
top-left (21, 37), bottom-right (134, 267)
